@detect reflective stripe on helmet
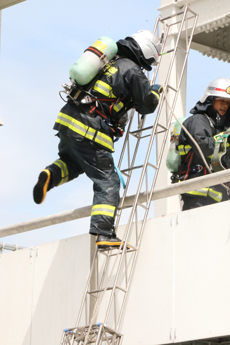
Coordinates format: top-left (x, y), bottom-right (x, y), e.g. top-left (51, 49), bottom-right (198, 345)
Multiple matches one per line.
top-left (56, 112), bottom-right (114, 152)
top-left (53, 159), bottom-right (69, 185)
top-left (200, 77), bottom-right (230, 103)
top-left (91, 204), bottom-right (116, 217)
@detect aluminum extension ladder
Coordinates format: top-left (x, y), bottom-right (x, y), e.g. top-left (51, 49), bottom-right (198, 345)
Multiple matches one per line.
top-left (60, 6), bottom-right (198, 345)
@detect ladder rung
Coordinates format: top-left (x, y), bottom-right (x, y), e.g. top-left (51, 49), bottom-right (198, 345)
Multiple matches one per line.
top-left (147, 162), bottom-right (157, 170)
top-left (120, 171), bottom-right (130, 178)
top-left (107, 247), bottom-right (137, 257)
top-left (88, 285), bottom-right (128, 295)
top-left (160, 9), bottom-right (185, 21)
top-left (137, 202), bottom-right (148, 210)
top-left (129, 125), bottom-right (154, 135)
top-left (121, 164), bottom-right (144, 173)
top-left (97, 243), bottom-right (137, 256)
top-left (166, 84), bottom-right (178, 92)
top-left (156, 123), bottom-right (168, 131)
top-left (140, 134), bottom-right (151, 139)
top-left (88, 287), bottom-right (113, 294)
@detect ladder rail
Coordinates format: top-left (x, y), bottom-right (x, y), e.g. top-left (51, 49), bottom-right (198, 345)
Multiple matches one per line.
top-left (154, 10), bottom-right (198, 184)
top-left (114, 32), bottom-right (167, 227)
top-left (102, 4), bottom-right (199, 330)
top-left (113, 19), bottom-right (171, 229)
top-left (75, 246), bottom-right (99, 327)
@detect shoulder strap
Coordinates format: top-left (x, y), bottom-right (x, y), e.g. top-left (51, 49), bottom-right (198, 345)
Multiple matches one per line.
top-left (203, 113), bottom-right (216, 136)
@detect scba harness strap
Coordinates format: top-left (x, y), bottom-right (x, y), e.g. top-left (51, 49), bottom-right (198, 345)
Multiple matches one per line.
top-left (65, 77), bottom-right (126, 140)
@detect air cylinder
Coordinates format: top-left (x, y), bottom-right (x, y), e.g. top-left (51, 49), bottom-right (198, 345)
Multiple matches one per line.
top-left (166, 117), bottom-right (187, 173)
top-left (69, 36), bottom-right (118, 85)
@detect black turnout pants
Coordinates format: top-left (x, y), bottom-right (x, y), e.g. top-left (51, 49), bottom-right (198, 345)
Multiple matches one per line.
top-left (47, 132), bottom-right (120, 237)
top-left (181, 194), bottom-right (217, 211)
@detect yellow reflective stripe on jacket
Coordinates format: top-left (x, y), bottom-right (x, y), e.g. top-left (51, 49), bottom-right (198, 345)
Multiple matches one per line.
top-left (93, 80), bottom-right (116, 98)
top-left (178, 144), bottom-right (192, 156)
top-left (56, 112), bottom-right (114, 152)
top-left (95, 131), bottom-right (114, 151)
top-left (151, 90), bottom-right (160, 100)
top-left (53, 159), bottom-right (69, 185)
top-left (91, 204), bottom-right (116, 217)
top-left (56, 112), bottom-right (96, 140)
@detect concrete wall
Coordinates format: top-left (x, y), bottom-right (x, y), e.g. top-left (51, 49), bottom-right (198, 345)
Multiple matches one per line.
top-left (0, 234), bottom-right (90, 345)
top-left (122, 200), bottom-right (230, 344)
top-left (1, 201), bottom-right (230, 345)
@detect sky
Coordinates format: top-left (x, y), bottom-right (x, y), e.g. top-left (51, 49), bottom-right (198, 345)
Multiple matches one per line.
top-left (0, 0), bottom-right (229, 250)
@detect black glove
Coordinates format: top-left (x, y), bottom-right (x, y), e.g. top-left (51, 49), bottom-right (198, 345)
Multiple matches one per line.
top-left (113, 126), bottom-right (124, 138)
top-left (151, 84), bottom-right (163, 95)
top-left (111, 121), bottom-right (124, 138)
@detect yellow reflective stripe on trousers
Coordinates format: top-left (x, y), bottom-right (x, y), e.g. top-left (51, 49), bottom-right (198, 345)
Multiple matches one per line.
top-left (56, 112), bottom-right (96, 140)
top-left (151, 90), bottom-right (160, 100)
top-left (186, 188), bottom-right (209, 197)
top-left (93, 80), bottom-right (116, 98)
top-left (53, 159), bottom-right (69, 185)
top-left (208, 188), bottom-right (222, 202)
top-left (187, 188), bottom-right (222, 202)
top-left (178, 144), bottom-right (192, 155)
top-left (91, 204), bottom-right (116, 217)
top-left (56, 112), bottom-right (114, 152)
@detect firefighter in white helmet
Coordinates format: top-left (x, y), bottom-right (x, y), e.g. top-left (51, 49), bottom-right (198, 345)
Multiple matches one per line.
top-left (176, 77), bottom-right (230, 210)
top-left (33, 30), bottom-right (162, 249)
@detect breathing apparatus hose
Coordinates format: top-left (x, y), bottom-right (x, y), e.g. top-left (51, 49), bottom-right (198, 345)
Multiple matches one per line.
top-left (162, 84), bottom-right (230, 194)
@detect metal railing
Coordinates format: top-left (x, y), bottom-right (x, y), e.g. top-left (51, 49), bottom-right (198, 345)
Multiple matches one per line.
top-left (0, 242), bottom-right (24, 252)
top-left (1, 168), bottom-right (230, 237)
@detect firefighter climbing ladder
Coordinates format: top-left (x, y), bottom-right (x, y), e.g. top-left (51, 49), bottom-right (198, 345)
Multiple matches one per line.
top-left (60, 6), bottom-right (198, 345)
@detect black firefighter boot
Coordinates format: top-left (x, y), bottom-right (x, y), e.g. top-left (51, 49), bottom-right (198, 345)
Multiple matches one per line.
top-left (96, 232), bottom-right (130, 250)
top-left (33, 169), bottom-right (51, 204)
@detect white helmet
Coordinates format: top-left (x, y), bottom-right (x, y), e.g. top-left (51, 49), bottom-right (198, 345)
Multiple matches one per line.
top-left (131, 30), bottom-right (162, 66)
top-left (200, 77), bottom-right (230, 103)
